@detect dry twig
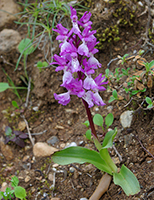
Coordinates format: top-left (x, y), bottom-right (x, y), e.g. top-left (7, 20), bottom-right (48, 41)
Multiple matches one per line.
top-left (89, 173), bottom-right (112, 200)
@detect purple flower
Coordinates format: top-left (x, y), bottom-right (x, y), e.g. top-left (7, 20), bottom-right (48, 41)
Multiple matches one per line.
top-left (78, 11), bottom-right (92, 28)
top-left (50, 54), bottom-right (67, 71)
top-left (82, 91), bottom-right (94, 108)
top-left (54, 91), bottom-right (71, 105)
top-left (78, 40), bottom-right (89, 57)
top-left (53, 24), bottom-right (69, 41)
top-left (92, 92), bottom-right (106, 106)
top-left (94, 74), bottom-right (108, 91)
top-left (83, 75), bottom-right (97, 90)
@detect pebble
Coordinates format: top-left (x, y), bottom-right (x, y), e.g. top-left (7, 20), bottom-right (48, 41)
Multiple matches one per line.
top-left (60, 143), bottom-right (65, 149)
top-left (33, 142), bottom-right (58, 157)
top-left (50, 198), bottom-right (60, 200)
top-left (80, 198), bottom-right (88, 200)
top-left (0, 137), bottom-right (14, 161)
top-left (48, 173), bottom-right (54, 181)
top-left (124, 134), bottom-right (133, 147)
top-left (18, 121), bottom-right (26, 131)
top-left (138, 1), bottom-right (143, 6)
top-left (106, 105), bottom-right (113, 112)
top-left (0, 0), bottom-right (20, 28)
top-left (33, 106), bottom-right (39, 112)
top-left (65, 142), bottom-right (77, 148)
top-left (25, 175), bottom-right (31, 183)
top-left (69, 167), bottom-right (75, 173)
top-left (0, 28), bottom-right (21, 53)
top-left (120, 110), bottom-right (133, 128)
top-left (22, 155), bottom-right (30, 162)
top-left (52, 163), bottom-right (59, 168)
top-left (47, 136), bottom-right (59, 146)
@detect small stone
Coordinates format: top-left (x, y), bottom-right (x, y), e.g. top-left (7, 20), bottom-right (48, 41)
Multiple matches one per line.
top-left (138, 1), bottom-right (143, 6)
top-left (69, 167), bottom-right (75, 173)
top-left (18, 121), bottom-right (26, 131)
top-left (24, 146), bottom-right (31, 151)
top-left (106, 106), bottom-right (113, 112)
top-left (0, 29), bottom-right (21, 53)
top-left (25, 175), bottom-right (31, 183)
top-left (80, 198), bottom-right (88, 200)
top-left (52, 163), bottom-right (59, 168)
top-left (74, 170), bottom-right (79, 179)
top-left (65, 142), bottom-right (77, 148)
top-left (47, 136), bottom-right (59, 146)
top-left (120, 111), bottom-right (133, 128)
top-left (124, 134), bottom-right (133, 147)
top-left (33, 142), bottom-right (58, 157)
top-left (83, 164), bottom-right (94, 173)
top-left (55, 125), bottom-right (64, 130)
top-left (22, 155), bottom-right (30, 162)
top-left (112, 157), bottom-right (120, 164)
top-left (33, 106), bottom-right (39, 112)
top-left (0, 137), bottom-right (14, 161)
top-left (48, 173), bottom-right (54, 181)
top-left (60, 143), bottom-right (65, 149)
top-left (50, 198), bottom-right (60, 200)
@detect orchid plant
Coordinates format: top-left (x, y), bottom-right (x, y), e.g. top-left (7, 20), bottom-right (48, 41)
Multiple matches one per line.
top-left (51, 7), bottom-right (140, 198)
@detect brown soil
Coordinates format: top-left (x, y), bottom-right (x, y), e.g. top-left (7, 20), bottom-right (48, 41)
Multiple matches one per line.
top-left (0, 0), bottom-right (154, 200)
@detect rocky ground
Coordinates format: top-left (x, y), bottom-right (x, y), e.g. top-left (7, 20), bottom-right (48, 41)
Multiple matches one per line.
top-left (0, 0), bottom-right (154, 200)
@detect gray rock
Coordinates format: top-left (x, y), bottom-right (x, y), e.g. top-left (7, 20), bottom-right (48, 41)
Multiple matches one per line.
top-left (0, 0), bottom-right (20, 28)
top-left (0, 29), bottom-right (21, 53)
top-left (80, 198), bottom-right (88, 200)
top-left (120, 110), bottom-right (133, 128)
top-left (47, 136), bottom-right (59, 146)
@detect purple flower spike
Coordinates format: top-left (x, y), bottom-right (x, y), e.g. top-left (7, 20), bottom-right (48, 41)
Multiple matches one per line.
top-left (52, 6), bottom-right (108, 108)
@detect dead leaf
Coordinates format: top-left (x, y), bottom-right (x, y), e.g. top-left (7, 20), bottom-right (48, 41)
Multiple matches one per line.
top-left (33, 142), bottom-right (58, 157)
top-left (136, 81), bottom-right (145, 90)
top-left (147, 74), bottom-right (153, 88)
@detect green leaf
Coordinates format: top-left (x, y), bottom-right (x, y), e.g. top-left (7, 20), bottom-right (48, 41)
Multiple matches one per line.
top-left (85, 129), bottom-right (91, 140)
top-left (100, 148), bottom-right (117, 173)
top-left (105, 113), bottom-right (114, 128)
top-left (5, 126), bottom-right (12, 136)
top-left (105, 68), bottom-right (109, 76)
top-left (11, 176), bottom-right (19, 187)
top-left (145, 97), bottom-right (152, 104)
top-left (18, 38), bottom-right (34, 55)
top-left (0, 192), bottom-right (3, 199)
top-left (93, 114), bottom-right (103, 127)
top-left (0, 82), bottom-right (10, 92)
top-left (37, 61), bottom-right (43, 68)
top-left (113, 165), bottom-right (140, 196)
top-left (102, 128), bottom-right (117, 149)
top-left (14, 186), bottom-right (26, 199)
top-left (149, 60), bottom-right (154, 69)
top-left (42, 61), bottom-right (48, 67)
top-left (12, 101), bottom-right (19, 109)
top-left (131, 90), bottom-right (139, 95)
top-left (83, 120), bottom-right (89, 128)
top-left (108, 96), bottom-right (116, 103)
top-left (52, 146), bottom-right (113, 175)
top-left (112, 90), bottom-right (118, 99)
top-left (147, 104), bottom-right (153, 108)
